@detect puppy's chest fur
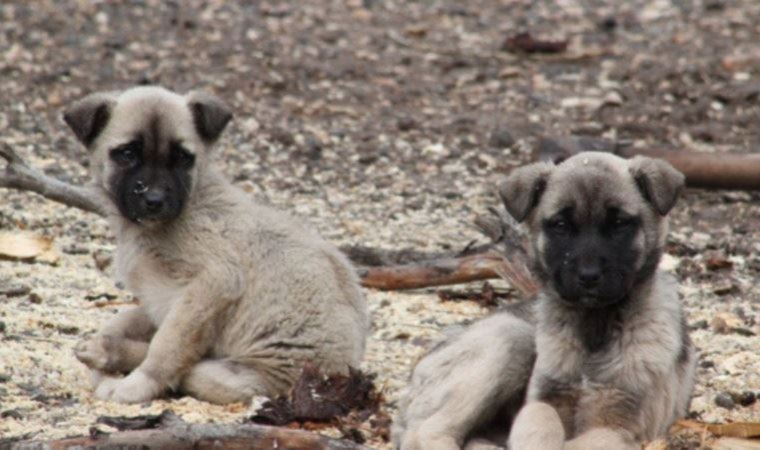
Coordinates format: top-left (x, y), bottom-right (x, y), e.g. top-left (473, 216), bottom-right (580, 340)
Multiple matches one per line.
top-left (531, 276), bottom-right (689, 438)
top-left (115, 234), bottom-right (196, 325)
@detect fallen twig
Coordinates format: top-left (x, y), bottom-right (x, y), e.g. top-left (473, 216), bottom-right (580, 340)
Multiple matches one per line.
top-left (502, 32), bottom-right (568, 54)
top-left (4, 410), bottom-right (370, 450)
top-left (359, 251), bottom-right (539, 296)
top-left (438, 281), bottom-right (512, 307)
top-left (0, 144), bottom-right (105, 215)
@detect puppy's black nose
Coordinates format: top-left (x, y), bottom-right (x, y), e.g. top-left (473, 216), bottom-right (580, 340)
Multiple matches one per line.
top-left (143, 189), bottom-right (166, 212)
top-left (578, 266), bottom-right (601, 288)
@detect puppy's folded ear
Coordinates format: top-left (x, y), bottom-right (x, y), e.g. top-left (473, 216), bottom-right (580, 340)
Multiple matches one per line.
top-left (63, 92), bottom-right (118, 147)
top-left (186, 91), bottom-right (232, 144)
top-left (499, 162), bottom-right (554, 222)
top-left (629, 156), bottom-right (685, 215)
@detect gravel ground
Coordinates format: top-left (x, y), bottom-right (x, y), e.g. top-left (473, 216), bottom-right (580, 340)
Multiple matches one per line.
top-left (0, 0), bottom-right (758, 447)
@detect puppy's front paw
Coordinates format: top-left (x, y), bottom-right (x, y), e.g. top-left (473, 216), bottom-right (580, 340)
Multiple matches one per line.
top-left (95, 370), bottom-right (162, 404)
top-left (75, 335), bottom-right (116, 371)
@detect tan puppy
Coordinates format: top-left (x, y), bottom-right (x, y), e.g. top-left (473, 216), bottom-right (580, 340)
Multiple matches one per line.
top-left (67, 86), bottom-right (368, 404)
top-left (393, 152), bottom-right (696, 450)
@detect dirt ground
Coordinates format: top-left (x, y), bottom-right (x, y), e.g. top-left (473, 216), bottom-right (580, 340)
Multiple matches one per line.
top-left (0, 0), bottom-right (758, 448)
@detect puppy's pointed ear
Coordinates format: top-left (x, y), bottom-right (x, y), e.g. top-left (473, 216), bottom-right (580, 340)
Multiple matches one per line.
top-left (629, 156), bottom-right (685, 215)
top-left (498, 162), bottom-right (554, 222)
top-left (63, 92), bottom-right (117, 147)
top-left (186, 91), bottom-right (232, 144)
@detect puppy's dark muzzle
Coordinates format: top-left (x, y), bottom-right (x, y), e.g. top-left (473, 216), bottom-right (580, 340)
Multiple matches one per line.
top-left (143, 189), bottom-right (166, 213)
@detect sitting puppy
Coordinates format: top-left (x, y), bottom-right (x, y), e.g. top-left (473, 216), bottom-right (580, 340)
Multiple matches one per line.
top-left (68, 86), bottom-right (368, 404)
top-left (393, 152), bottom-right (696, 450)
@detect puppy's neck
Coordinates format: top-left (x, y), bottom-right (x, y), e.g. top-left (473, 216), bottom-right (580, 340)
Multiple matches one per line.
top-left (539, 275), bottom-right (659, 353)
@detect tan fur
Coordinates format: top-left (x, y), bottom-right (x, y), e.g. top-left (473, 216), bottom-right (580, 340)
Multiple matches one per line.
top-left (70, 86), bottom-right (368, 404)
top-left (394, 152), bottom-right (695, 450)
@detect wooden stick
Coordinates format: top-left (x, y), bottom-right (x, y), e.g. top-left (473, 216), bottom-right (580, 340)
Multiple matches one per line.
top-left (359, 252), bottom-right (539, 296)
top-left (6, 411), bottom-right (370, 450)
top-left (0, 144), bottom-right (106, 215)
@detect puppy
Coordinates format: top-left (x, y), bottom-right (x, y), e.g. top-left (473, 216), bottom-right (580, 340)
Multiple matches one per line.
top-left (67, 86), bottom-right (368, 404)
top-left (393, 152), bottom-right (696, 450)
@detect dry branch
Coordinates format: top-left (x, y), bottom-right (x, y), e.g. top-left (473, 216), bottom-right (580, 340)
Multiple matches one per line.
top-left (5, 411), bottom-right (369, 450)
top-left (359, 252), bottom-right (502, 291)
top-left (0, 144), bottom-right (105, 215)
top-left (359, 251), bottom-right (539, 297)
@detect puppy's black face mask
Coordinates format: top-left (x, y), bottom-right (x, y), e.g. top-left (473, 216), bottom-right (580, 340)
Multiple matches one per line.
top-left (108, 137), bottom-right (195, 225)
top-left (541, 207), bottom-right (643, 308)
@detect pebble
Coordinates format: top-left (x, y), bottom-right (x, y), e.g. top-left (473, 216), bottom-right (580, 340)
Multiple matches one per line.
top-left (714, 392), bottom-right (735, 409)
top-left (0, 284), bottom-right (31, 298)
top-left (1, 409), bottom-right (23, 420)
top-left (735, 391), bottom-right (756, 407)
top-left (92, 249), bottom-right (113, 271)
top-left (488, 127), bottom-right (515, 149)
top-left (28, 292), bottom-right (43, 304)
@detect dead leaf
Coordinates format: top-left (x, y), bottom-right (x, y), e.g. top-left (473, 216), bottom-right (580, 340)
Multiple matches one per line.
top-left (0, 231), bottom-right (59, 263)
top-left (249, 363), bottom-right (385, 429)
top-left (705, 254), bottom-right (734, 271)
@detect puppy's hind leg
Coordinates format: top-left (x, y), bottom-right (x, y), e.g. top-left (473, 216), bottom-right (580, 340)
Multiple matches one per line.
top-left (394, 312), bottom-right (536, 450)
top-left (180, 359), bottom-right (279, 404)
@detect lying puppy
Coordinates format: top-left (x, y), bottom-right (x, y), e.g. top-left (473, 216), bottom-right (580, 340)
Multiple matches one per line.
top-left (394, 152), bottom-right (696, 450)
top-left (68, 86), bottom-right (368, 404)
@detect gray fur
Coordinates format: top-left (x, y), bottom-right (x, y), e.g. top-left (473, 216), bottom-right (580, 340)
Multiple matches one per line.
top-left (394, 152), bottom-right (696, 449)
top-left (70, 86), bottom-right (368, 404)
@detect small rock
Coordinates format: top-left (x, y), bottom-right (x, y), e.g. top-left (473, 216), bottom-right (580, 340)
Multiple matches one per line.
top-left (602, 91), bottom-right (624, 107)
top-left (56, 325), bottom-right (80, 335)
top-left (28, 292), bottom-right (42, 304)
top-left (699, 359), bottom-right (714, 368)
top-left (711, 312), bottom-right (743, 334)
top-left (0, 321), bottom-right (5, 334)
top-left (714, 392), bottom-right (735, 409)
top-left (736, 391), bottom-right (756, 407)
top-left (397, 116), bottom-right (417, 131)
top-left (712, 281), bottom-right (738, 296)
top-left (0, 284), bottom-right (31, 298)
top-left (0, 373), bottom-right (9, 383)
top-left (599, 16), bottom-right (617, 31)
top-left (92, 249), bottom-right (113, 271)
top-left (1, 409), bottom-right (22, 420)
top-left (63, 244), bottom-right (90, 255)
top-left (488, 127), bottom-right (515, 149)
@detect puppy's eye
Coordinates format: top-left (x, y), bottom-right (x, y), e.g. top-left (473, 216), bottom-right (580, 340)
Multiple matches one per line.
top-left (607, 212), bottom-right (639, 233)
top-left (170, 143), bottom-right (195, 169)
top-left (613, 217), bottom-right (634, 227)
top-left (547, 217), bottom-right (571, 232)
top-left (552, 219), bottom-right (568, 229)
top-left (110, 141), bottom-right (142, 167)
